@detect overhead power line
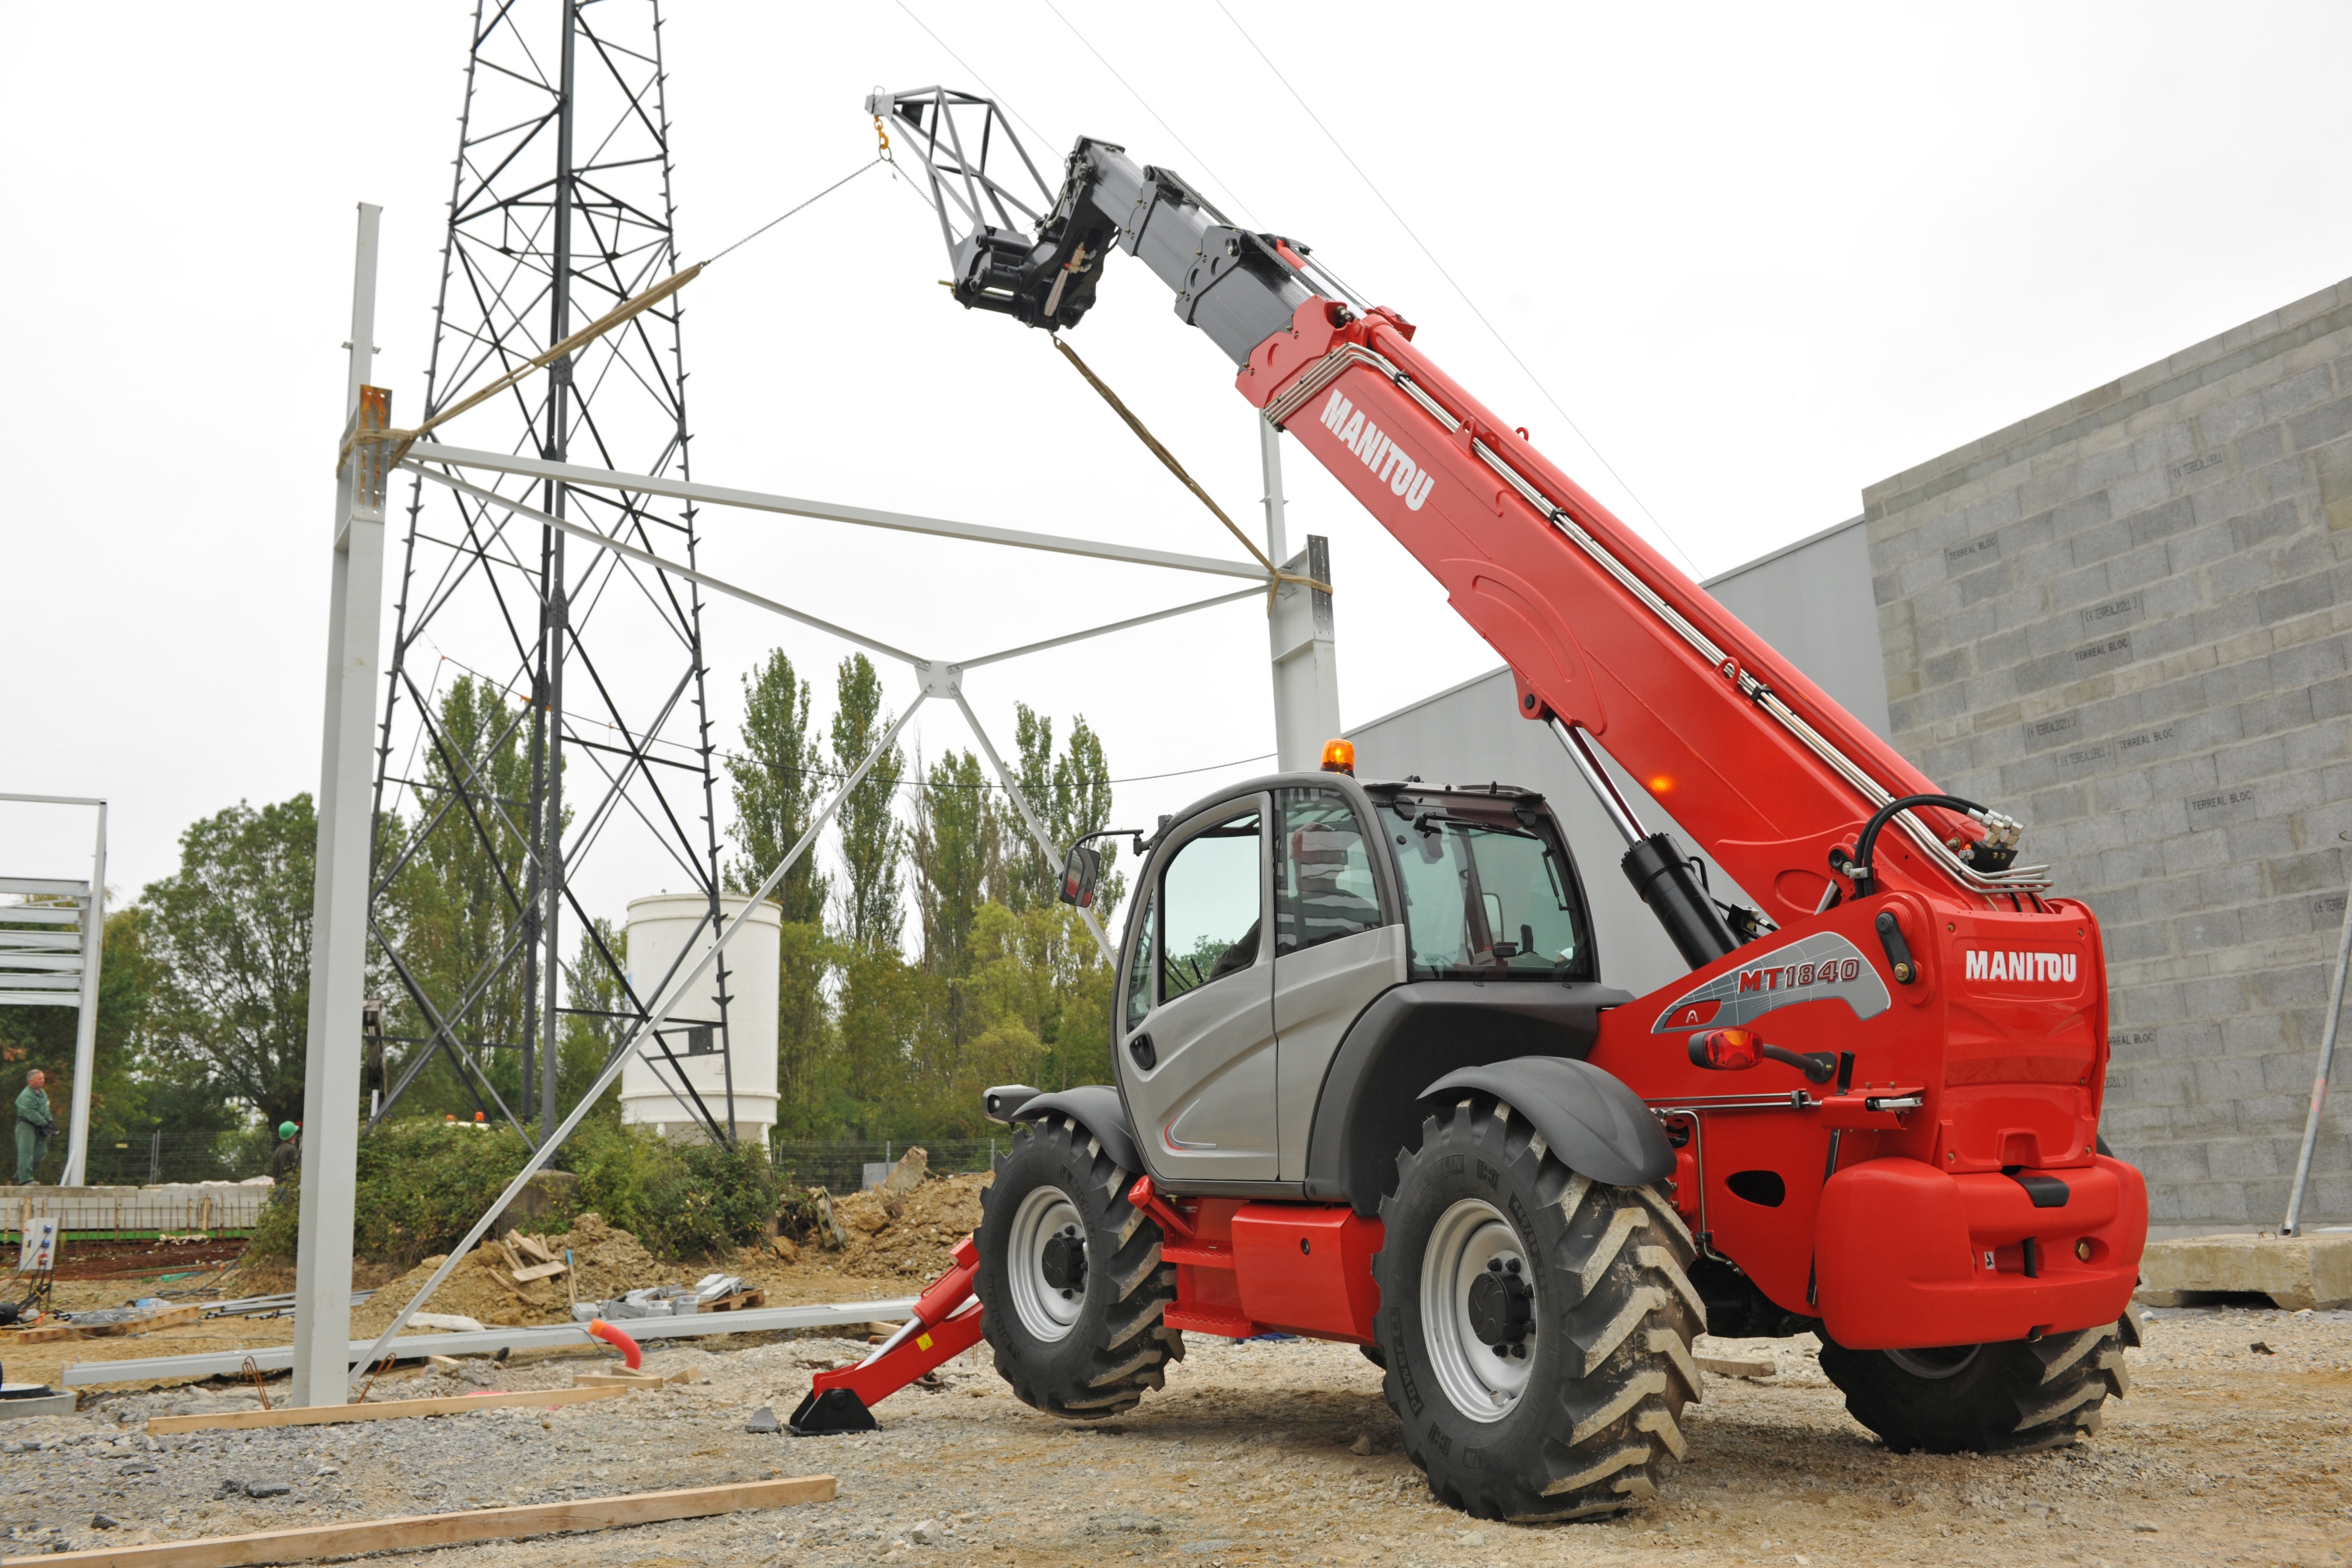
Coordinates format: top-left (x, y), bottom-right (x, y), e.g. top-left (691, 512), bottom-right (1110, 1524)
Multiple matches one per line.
top-left (1209, 2), bottom-right (1704, 578)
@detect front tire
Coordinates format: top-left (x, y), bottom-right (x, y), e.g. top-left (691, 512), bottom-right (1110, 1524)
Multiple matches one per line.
top-left (1816, 1306), bottom-right (2140, 1454)
top-left (975, 1115), bottom-right (1178, 1419)
top-left (1374, 1097), bottom-right (1704, 1521)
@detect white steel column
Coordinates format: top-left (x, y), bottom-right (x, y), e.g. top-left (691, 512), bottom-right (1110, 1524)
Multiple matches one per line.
top-left (292, 203), bottom-right (386, 1407)
top-left (57, 801), bottom-right (105, 1186)
top-left (1262, 423), bottom-right (1342, 769)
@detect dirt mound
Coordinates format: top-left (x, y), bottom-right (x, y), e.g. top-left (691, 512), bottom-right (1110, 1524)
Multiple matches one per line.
top-left (813, 1171), bottom-right (990, 1279)
top-left (352, 1212), bottom-right (670, 1335)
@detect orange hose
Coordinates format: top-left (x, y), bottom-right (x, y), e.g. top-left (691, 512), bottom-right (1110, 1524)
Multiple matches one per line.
top-left (586, 1318), bottom-right (642, 1369)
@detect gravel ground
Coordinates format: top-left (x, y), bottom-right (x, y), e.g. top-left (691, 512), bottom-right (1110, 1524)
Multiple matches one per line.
top-left (5, 1305), bottom-right (2349, 1566)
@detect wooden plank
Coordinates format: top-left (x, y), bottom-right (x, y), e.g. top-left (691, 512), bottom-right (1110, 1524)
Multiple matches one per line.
top-left (7, 1476), bottom-right (838, 1567)
top-left (513, 1234), bottom-right (556, 1265)
top-left (13, 1304), bottom-right (202, 1344)
top-left (572, 1367), bottom-right (693, 1388)
top-left (1696, 1353), bottom-right (1777, 1379)
top-left (146, 1383), bottom-right (628, 1435)
top-left (509, 1260), bottom-right (569, 1283)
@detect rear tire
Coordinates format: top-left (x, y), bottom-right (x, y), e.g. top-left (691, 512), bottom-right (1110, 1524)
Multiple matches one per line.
top-left (1816, 1306), bottom-right (2140, 1454)
top-left (975, 1115), bottom-right (1178, 1419)
top-left (1374, 1097), bottom-right (1703, 1521)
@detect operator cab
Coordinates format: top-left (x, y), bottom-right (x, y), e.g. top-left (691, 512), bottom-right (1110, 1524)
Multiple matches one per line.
top-left (1103, 760), bottom-right (1614, 1200)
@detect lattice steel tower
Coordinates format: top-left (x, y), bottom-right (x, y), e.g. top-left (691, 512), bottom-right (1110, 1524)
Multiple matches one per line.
top-left (367, 0), bottom-right (737, 1143)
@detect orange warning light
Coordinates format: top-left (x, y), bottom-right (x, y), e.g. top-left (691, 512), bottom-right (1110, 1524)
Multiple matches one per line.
top-left (1321, 739), bottom-right (1356, 775)
top-left (1648, 775), bottom-right (1674, 793)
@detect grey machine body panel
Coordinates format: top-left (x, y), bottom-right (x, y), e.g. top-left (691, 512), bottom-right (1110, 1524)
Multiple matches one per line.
top-left (1300, 981), bottom-right (1633, 1214)
top-left (1420, 1057), bottom-right (1676, 1191)
top-left (1004, 1085), bottom-right (1143, 1177)
top-left (1105, 771), bottom-right (1656, 1211)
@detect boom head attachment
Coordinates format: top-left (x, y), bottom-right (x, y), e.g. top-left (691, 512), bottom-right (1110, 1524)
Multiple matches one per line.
top-left (870, 85), bottom-right (1325, 362)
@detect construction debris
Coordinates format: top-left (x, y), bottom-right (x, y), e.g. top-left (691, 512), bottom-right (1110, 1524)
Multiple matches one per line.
top-left (2139, 1232), bottom-right (2352, 1311)
top-left (1695, 1353), bottom-right (1778, 1379)
top-left (9, 1304), bottom-right (201, 1345)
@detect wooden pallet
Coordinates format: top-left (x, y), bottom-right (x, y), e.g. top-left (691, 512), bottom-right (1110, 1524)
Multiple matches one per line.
top-left (701, 1289), bottom-right (765, 1314)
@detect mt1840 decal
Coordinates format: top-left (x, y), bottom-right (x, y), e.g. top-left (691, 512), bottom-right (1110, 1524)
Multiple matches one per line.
top-left (1650, 932), bottom-right (1892, 1034)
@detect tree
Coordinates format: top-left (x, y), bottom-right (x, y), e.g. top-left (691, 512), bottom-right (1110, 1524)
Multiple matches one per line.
top-left (829, 655), bottom-right (905, 955)
top-left (0, 903), bottom-right (246, 1183)
top-left (909, 748), bottom-right (1004, 982)
top-left (725, 649), bottom-right (828, 923)
top-left (555, 918), bottom-right (629, 1127)
top-left (138, 796), bottom-right (318, 1132)
top-left (1006, 705), bottom-right (1122, 918)
top-left (376, 674), bottom-right (556, 1123)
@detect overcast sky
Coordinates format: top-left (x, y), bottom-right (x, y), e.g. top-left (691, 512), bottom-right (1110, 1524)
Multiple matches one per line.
top-left (5, 2), bottom-right (2350, 933)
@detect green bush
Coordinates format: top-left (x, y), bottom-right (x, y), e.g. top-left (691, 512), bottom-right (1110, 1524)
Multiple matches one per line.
top-left (251, 1122), bottom-right (780, 1266)
top-left (247, 1121), bottom-right (542, 1266)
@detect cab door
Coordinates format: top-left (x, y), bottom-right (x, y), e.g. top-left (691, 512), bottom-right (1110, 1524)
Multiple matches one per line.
top-left (1115, 796), bottom-right (1279, 1182)
top-left (1270, 786), bottom-right (1405, 1179)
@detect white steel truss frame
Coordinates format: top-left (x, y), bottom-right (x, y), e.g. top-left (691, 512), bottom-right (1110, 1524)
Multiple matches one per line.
top-left (313, 207), bottom-right (1314, 1397)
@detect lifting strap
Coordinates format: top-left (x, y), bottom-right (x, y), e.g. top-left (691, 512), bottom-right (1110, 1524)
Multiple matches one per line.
top-left (1051, 334), bottom-right (1332, 611)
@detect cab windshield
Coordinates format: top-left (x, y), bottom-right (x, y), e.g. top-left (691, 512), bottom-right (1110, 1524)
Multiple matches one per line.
top-left (1387, 797), bottom-right (1590, 981)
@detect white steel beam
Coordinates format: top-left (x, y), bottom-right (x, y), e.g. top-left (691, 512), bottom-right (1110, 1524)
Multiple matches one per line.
top-left (1261, 426), bottom-right (1342, 769)
top-left (292, 203), bottom-right (386, 1407)
top-left (402, 463), bottom-right (922, 667)
top-left (958, 586), bottom-right (1262, 670)
top-left (411, 442), bottom-right (1266, 582)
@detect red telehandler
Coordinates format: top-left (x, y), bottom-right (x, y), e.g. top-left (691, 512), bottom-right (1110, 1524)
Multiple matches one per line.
top-left (790, 87), bottom-right (2146, 1522)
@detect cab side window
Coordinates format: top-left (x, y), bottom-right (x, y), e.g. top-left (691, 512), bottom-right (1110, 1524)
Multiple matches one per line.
top-left (1124, 890), bottom-right (1157, 1034)
top-left (1158, 808), bottom-right (1263, 1002)
top-left (1275, 789), bottom-right (1384, 955)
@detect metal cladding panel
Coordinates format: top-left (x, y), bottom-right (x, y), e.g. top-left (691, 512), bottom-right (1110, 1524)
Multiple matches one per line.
top-left (1230, 1203), bottom-right (1383, 1342)
top-left (1701, 518), bottom-right (1892, 741)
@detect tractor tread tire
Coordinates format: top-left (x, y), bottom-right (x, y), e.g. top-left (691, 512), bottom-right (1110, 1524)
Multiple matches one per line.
top-left (976, 1115), bottom-right (1178, 1421)
top-left (1374, 1097), bottom-right (1701, 1522)
top-left (1817, 1313), bottom-right (2134, 1454)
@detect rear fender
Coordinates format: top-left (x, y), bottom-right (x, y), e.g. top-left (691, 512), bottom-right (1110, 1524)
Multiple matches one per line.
top-left (1422, 1057), bottom-right (1674, 1188)
top-left (1006, 1085), bottom-right (1143, 1177)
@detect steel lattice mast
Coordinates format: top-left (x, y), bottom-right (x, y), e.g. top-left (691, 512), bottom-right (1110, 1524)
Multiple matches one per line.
top-left (367, 0), bottom-right (737, 1143)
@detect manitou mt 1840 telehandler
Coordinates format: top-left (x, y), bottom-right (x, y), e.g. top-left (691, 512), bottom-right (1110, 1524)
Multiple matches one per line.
top-left (790, 87), bottom-right (2147, 1521)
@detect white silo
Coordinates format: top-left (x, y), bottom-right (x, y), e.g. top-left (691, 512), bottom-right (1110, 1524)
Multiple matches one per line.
top-left (619, 893), bottom-right (780, 1146)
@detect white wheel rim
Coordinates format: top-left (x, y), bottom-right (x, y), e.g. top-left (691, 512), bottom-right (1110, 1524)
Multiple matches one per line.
top-left (1420, 1198), bottom-right (1535, 1423)
top-left (1886, 1343), bottom-right (1980, 1380)
top-left (1006, 1184), bottom-right (1087, 1343)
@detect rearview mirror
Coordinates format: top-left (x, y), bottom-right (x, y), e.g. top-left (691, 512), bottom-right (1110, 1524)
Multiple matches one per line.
top-left (1059, 843), bottom-right (1102, 909)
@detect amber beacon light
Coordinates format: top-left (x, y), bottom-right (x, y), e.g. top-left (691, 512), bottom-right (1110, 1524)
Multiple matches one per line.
top-left (1320, 738), bottom-right (1355, 775)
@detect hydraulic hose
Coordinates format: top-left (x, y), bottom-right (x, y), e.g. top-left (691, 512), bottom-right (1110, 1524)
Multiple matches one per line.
top-left (1844, 793), bottom-right (1988, 895)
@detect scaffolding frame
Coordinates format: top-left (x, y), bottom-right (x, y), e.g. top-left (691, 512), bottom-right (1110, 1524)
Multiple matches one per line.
top-left (0, 793), bottom-right (107, 1186)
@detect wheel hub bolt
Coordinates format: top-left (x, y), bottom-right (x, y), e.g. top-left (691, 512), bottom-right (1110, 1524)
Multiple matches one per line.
top-left (1468, 1257), bottom-right (1534, 1352)
top-left (1041, 1225), bottom-right (1088, 1296)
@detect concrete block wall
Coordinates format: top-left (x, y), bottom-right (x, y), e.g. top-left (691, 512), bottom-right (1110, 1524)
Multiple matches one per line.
top-left (1864, 278), bottom-right (2352, 1231)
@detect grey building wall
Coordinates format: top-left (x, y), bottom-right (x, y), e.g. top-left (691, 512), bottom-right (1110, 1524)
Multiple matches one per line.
top-left (1704, 516), bottom-right (1892, 740)
top-left (1348, 517), bottom-right (1884, 1001)
top-left (1865, 278), bottom-right (2352, 1231)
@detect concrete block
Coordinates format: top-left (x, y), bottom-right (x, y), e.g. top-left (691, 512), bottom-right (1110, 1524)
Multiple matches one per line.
top-left (2235, 422), bottom-right (2287, 470)
top-left (2288, 394), bottom-right (2352, 453)
top-left (2137, 1232), bottom-right (2352, 1309)
top-left (0, 1391), bottom-right (75, 1422)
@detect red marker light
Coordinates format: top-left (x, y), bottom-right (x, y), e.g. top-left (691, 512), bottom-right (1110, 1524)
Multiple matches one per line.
top-left (1689, 1027), bottom-right (1761, 1071)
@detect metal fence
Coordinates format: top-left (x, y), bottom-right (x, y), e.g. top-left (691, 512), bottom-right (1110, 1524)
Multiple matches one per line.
top-left (768, 1138), bottom-right (1003, 1194)
top-left (73, 1129), bottom-right (272, 1188)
